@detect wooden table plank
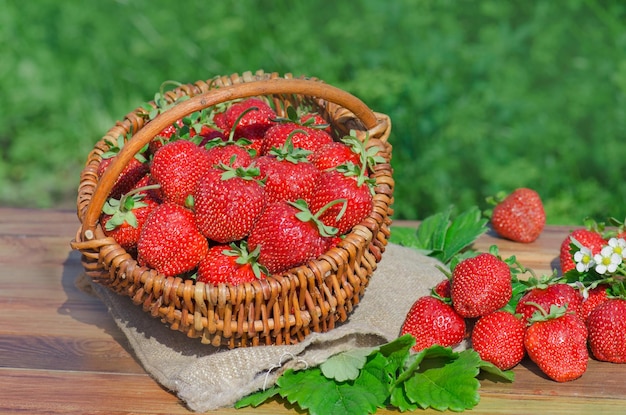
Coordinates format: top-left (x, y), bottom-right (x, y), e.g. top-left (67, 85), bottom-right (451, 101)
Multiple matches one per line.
top-left (1, 207), bottom-right (625, 414)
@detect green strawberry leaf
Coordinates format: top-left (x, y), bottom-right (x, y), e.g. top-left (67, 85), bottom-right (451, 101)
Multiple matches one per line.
top-left (320, 347), bottom-right (375, 382)
top-left (390, 205), bottom-right (488, 266)
top-left (277, 367), bottom-right (382, 415)
top-left (234, 384), bottom-right (280, 409)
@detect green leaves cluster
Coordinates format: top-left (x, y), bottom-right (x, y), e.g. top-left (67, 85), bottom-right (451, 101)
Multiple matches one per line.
top-left (390, 205), bottom-right (489, 267)
top-left (236, 335), bottom-right (513, 414)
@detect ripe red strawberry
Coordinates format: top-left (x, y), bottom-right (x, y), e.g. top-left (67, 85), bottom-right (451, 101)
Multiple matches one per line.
top-left (559, 228), bottom-right (606, 273)
top-left (579, 284), bottom-right (611, 323)
top-left (100, 181), bottom-right (161, 253)
top-left (309, 141), bottom-right (361, 171)
top-left (488, 188), bottom-right (546, 243)
top-left (197, 242), bottom-right (268, 286)
top-left (149, 118), bottom-right (186, 155)
top-left (309, 169), bottom-right (373, 236)
top-left (255, 141), bottom-right (322, 204)
top-left (515, 282), bottom-right (583, 325)
top-left (400, 295), bottom-right (466, 352)
top-left (262, 123), bottom-right (333, 156)
top-left (204, 141), bottom-right (254, 169)
top-left (150, 140), bottom-right (213, 206)
top-left (137, 202), bottom-right (209, 277)
top-left (450, 253), bottom-right (512, 318)
top-left (524, 304), bottom-right (588, 382)
top-left (223, 98), bottom-right (277, 142)
top-left (98, 135), bottom-right (149, 199)
top-left (471, 310), bottom-right (526, 370)
top-left (193, 165), bottom-right (267, 243)
top-left (587, 298), bottom-right (626, 363)
top-left (247, 199), bottom-right (336, 274)
top-left (432, 279), bottom-right (451, 300)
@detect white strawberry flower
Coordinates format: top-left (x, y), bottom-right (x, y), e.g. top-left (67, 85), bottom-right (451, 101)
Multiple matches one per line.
top-left (594, 245), bottom-right (622, 275)
top-left (608, 237), bottom-right (626, 259)
top-left (574, 246), bottom-right (595, 272)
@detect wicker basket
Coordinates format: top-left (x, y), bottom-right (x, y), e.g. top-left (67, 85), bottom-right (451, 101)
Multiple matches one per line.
top-left (71, 70), bottom-right (394, 348)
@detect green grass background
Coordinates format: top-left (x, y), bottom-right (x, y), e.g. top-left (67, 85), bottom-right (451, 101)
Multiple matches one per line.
top-left (2, 0), bottom-right (625, 224)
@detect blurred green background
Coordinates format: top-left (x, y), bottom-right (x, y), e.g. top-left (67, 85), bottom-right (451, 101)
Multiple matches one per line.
top-left (2, 0), bottom-right (625, 224)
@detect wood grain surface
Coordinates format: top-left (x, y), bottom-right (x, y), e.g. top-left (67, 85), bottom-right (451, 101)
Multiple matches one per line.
top-left (1, 207), bottom-right (624, 415)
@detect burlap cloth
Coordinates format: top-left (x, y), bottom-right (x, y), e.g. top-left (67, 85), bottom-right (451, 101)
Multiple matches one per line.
top-left (82, 243), bottom-right (455, 412)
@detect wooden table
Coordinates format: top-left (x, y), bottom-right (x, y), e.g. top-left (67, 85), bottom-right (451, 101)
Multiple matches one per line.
top-left (1, 207), bottom-right (625, 414)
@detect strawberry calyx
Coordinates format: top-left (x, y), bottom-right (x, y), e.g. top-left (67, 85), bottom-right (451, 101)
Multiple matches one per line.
top-left (288, 198), bottom-right (344, 238)
top-left (223, 241), bottom-right (269, 280)
top-left (102, 131), bottom-right (148, 164)
top-left (267, 136), bottom-right (312, 163)
top-left (525, 302), bottom-right (570, 324)
top-left (102, 184), bottom-right (161, 231)
top-left (271, 106), bottom-right (330, 130)
top-left (216, 161), bottom-right (263, 182)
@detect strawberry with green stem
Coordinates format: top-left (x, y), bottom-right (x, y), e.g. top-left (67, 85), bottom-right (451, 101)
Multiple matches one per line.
top-left (400, 295), bottom-right (466, 352)
top-left (222, 98), bottom-right (277, 149)
top-left (98, 132), bottom-right (149, 199)
top-left (255, 136), bottom-right (322, 204)
top-left (247, 198), bottom-right (343, 274)
top-left (100, 181), bottom-right (161, 253)
top-left (309, 132), bottom-right (383, 235)
top-left (523, 302), bottom-right (588, 382)
top-left (193, 163), bottom-right (268, 244)
top-left (136, 202), bottom-right (209, 277)
top-left (559, 219), bottom-right (607, 274)
top-left (515, 279), bottom-right (583, 325)
top-left (261, 106), bottom-right (333, 156)
top-left (197, 241), bottom-right (268, 286)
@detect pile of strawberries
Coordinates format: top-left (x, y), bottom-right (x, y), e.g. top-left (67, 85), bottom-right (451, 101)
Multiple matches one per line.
top-left (401, 189), bottom-right (626, 382)
top-left (97, 97), bottom-right (381, 286)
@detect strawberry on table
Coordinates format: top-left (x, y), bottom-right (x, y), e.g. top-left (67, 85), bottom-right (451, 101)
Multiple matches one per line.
top-left (471, 310), bottom-right (526, 370)
top-left (247, 199), bottom-right (337, 274)
top-left (400, 295), bottom-right (466, 352)
top-left (559, 227), bottom-right (606, 274)
top-left (136, 202), bottom-right (209, 277)
top-left (515, 282), bottom-right (583, 325)
top-left (193, 164), bottom-right (267, 243)
top-left (197, 241), bottom-right (268, 286)
top-left (523, 303), bottom-right (588, 382)
top-left (487, 187), bottom-right (546, 243)
top-left (586, 298), bottom-right (626, 363)
top-left (450, 252), bottom-right (512, 318)
top-left (150, 139), bottom-right (214, 206)
top-left (579, 284), bottom-right (611, 323)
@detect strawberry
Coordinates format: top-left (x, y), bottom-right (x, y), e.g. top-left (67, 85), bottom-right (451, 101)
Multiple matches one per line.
top-left (100, 181), bottom-right (161, 253)
top-left (559, 228), bottom-right (606, 274)
top-left (400, 295), bottom-right (466, 352)
top-left (98, 134), bottom-right (149, 199)
top-left (515, 282), bottom-right (583, 325)
top-left (487, 188), bottom-right (546, 243)
top-left (432, 279), bottom-right (451, 300)
top-left (579, 284), bottom-right (611, 323)
top-left (255, 140), bottom-right (321, 204)
top-left (309, 141), bottom-right (361, 172)
top-left (309, 168), bottom-right (373, 236)
top-left (136, 202), bottom-right (209, 277)
top-left (222, 98), bottom-right (277, 143)
top-left (197, 241), bottom-right (268, 286)
top-left (523, 304), bottom-right (588, 382)
top-left (261, 123), bottom-right (333, 156)
top-left (247, 199), bottom-right (336, 274)
top-left (150, 140), bottom-right (214, 206)
top-left (450, 253), bottom-right (512, 318)
top-left (586, 298), bottom-right (626, 363)
top-left (193, 164), bottom-right (267, 243)
top-left (471, 310), bottom-right (526, 370)
top-left (203, 140), bottom-right (254, 169)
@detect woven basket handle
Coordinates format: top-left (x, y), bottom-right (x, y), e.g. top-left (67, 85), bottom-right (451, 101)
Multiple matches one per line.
top-left (80, 77), bottom-right (384, 239)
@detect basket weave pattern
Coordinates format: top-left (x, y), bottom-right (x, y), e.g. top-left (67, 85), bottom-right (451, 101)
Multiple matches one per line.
top-left (71, 70), bottom-right (394, 348)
